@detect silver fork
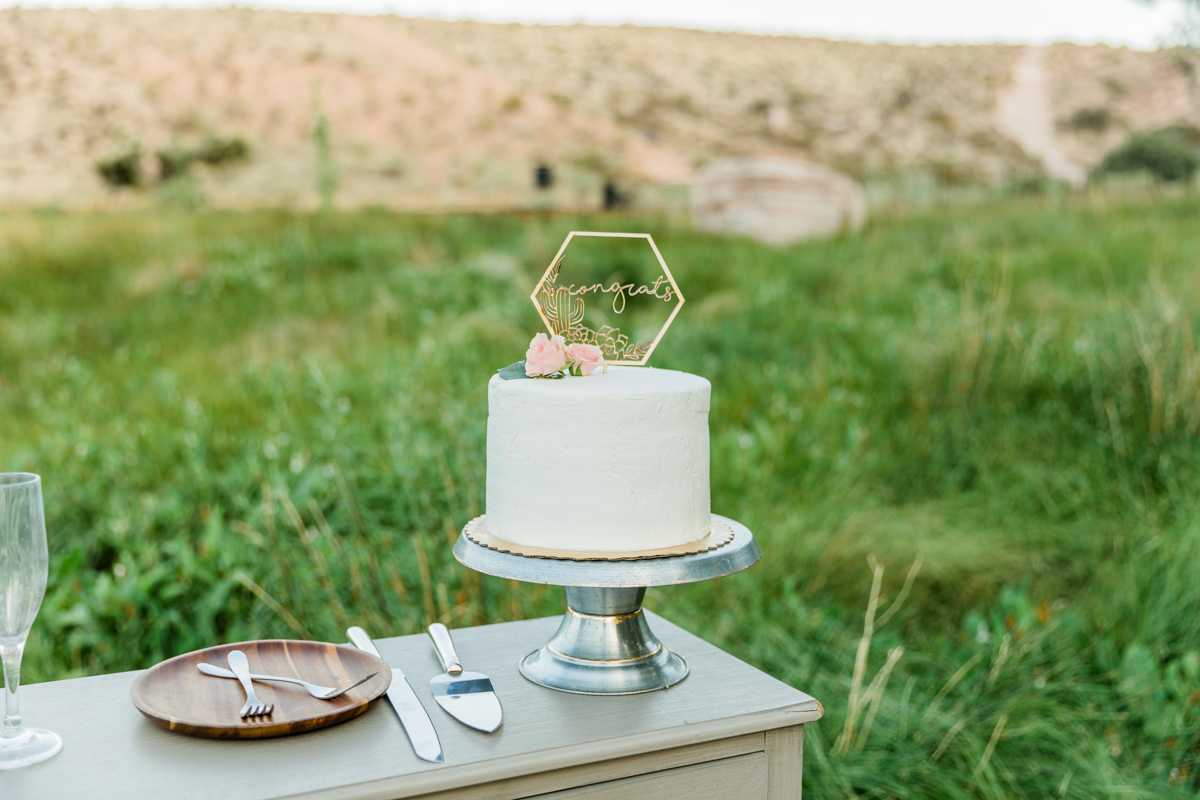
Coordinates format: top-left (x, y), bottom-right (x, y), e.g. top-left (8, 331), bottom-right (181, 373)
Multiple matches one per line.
top-left (227, 650), bottom-right (273, 718)
top-left (197, 663), bottom-right (377, 700)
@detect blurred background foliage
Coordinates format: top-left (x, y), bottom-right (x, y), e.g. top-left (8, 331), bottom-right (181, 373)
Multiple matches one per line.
top-left (3, 190), bottom-right (1200, 797)
top-left (1097, 125), bottom-right (1200, 183)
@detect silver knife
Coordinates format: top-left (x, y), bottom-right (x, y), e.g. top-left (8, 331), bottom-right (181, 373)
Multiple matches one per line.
top-left (347, 626), bottom-right (443, 763)
top-left (427, 624), bottom-right (503, 733)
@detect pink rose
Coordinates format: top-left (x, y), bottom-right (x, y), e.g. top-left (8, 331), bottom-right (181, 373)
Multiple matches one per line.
top-left (525, 333), bottom-right (567, 376)
top-left (566, 343), bottom-right (605, 376)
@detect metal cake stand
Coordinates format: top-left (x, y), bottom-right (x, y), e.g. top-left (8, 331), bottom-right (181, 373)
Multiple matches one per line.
top-left (452, 515), bottom-right (761, 695)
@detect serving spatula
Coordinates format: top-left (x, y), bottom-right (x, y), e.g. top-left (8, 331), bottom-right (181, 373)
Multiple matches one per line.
top-left (427, 624), bottom-right (503, 733)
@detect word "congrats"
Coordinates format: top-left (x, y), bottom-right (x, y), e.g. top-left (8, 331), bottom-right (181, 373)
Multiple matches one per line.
top-left (563, 276), bottom-right (675, 314)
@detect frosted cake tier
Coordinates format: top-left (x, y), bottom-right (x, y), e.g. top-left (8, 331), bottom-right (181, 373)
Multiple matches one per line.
top-left (485, 367), bottom-right (711, 552)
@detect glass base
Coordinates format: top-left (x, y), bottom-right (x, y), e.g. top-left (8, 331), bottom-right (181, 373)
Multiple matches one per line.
top-left (0, 728), bottom-right (63, 770)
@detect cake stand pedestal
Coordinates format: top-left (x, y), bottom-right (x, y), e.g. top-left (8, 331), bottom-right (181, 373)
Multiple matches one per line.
top-left (452, 515), bottom-right (760, 695)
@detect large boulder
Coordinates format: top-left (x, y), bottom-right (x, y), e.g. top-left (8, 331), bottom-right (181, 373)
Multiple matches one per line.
top-left (691, 156), bottom-right (867, 245)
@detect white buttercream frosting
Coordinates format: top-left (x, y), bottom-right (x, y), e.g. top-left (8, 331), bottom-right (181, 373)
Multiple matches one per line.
top-left (485, 366), bottom-right (712, 552)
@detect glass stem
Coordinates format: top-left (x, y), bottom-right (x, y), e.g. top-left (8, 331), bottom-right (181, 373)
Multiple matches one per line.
top-left (0, 641), bottom-right (25, 740)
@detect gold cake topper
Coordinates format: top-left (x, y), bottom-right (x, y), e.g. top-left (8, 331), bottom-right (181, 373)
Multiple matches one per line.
top-left (531, 232), bottom-right (684, 366)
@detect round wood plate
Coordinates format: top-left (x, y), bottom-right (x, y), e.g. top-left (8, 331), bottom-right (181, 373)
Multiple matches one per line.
top-left (130, 640), bottom-right (392, 739)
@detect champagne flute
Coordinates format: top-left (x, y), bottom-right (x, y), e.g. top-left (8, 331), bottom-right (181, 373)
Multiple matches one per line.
top-left (0, 473), bottom-right (62, 770)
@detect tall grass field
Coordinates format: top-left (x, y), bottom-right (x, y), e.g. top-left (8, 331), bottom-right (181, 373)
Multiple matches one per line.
top-left (2, 194), bottom-right (1200, 797)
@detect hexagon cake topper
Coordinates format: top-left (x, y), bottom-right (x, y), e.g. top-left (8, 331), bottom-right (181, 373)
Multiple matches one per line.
top-left (531, 232), bottom-right (684, 366)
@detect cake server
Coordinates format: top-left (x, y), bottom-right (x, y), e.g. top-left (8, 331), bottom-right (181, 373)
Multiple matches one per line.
top-left (347, 626), bottom-right (444, 763)
top-left (427, 623), bottom-right (503, 733)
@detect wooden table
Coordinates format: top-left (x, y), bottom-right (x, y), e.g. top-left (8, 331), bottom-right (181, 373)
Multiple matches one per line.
top-left (6, 612), bottom-right (822, 799)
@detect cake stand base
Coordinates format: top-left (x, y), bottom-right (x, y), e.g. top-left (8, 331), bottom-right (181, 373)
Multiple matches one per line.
top-left (452, 514), bottom-right (760, 696)
top-left (519, 587), bottom-right (688, 694)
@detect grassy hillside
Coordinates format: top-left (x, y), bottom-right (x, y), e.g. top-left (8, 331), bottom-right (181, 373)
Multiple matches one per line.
top-left (5, 9), bottom-right (1200, 210)
top-left (2, 194), bottom-right (1200, 796)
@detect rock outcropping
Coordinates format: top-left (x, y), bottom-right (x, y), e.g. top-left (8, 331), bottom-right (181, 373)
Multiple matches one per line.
top-left (692, 156), bottom-right (866, 245)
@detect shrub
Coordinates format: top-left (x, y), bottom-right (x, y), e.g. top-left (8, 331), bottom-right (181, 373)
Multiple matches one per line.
top-left (157, 148), bottom-right (196, 181)
top-left (1097, 126), bottom-right (1200, 182)
top-left (95, 147), bottom-right (142, 187)
top-left (1007, 172), bottom-right (1069, 196)
top-left (928, 158), bottom-right (974, 187)
top-left (158, 136), bottom-right (250, 182)
top-left (1064, 107), bottom-right (1111, 133)
top-left (196, 136), bottom-right (250, 166)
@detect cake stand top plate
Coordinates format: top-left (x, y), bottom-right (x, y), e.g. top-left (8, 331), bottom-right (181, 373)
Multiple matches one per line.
top-left (452, 514), bottom-right (760, 588)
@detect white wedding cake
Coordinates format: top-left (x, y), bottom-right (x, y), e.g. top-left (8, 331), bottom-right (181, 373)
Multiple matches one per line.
top-left (485, 366), bottom-right (711, 552)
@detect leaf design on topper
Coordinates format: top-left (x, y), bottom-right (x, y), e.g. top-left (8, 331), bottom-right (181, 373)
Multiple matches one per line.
top-left (530, 232), bottom-right (685, 366)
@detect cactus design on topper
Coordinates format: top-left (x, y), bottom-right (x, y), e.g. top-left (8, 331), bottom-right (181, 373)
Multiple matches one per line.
top-left (531, 232), bottom-right (685, 366)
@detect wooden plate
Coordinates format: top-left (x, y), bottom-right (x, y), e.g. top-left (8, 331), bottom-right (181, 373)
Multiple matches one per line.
top-left (130, 639), bottom-right (392, 739)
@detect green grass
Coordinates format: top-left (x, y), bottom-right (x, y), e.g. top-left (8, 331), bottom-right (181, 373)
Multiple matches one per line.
top-left (3, 194), bottom-right (1200, 797)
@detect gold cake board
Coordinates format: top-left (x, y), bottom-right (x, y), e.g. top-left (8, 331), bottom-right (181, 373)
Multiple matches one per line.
top-left (462, 515), bottom-right (734, 562)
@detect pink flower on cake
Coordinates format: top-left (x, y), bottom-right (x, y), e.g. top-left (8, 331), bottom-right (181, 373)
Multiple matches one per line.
top-left (566, 343), bottom-right (605, 376)
top-left (525, 333), bottom-right (568, 376)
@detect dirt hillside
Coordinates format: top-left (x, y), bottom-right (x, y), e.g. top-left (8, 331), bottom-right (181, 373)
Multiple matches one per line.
top-left (1, 8), bottom-right (1197, 210)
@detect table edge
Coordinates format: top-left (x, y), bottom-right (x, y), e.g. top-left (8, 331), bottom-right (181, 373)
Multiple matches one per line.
top-left (281, 701), bottom-right (824, 800)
